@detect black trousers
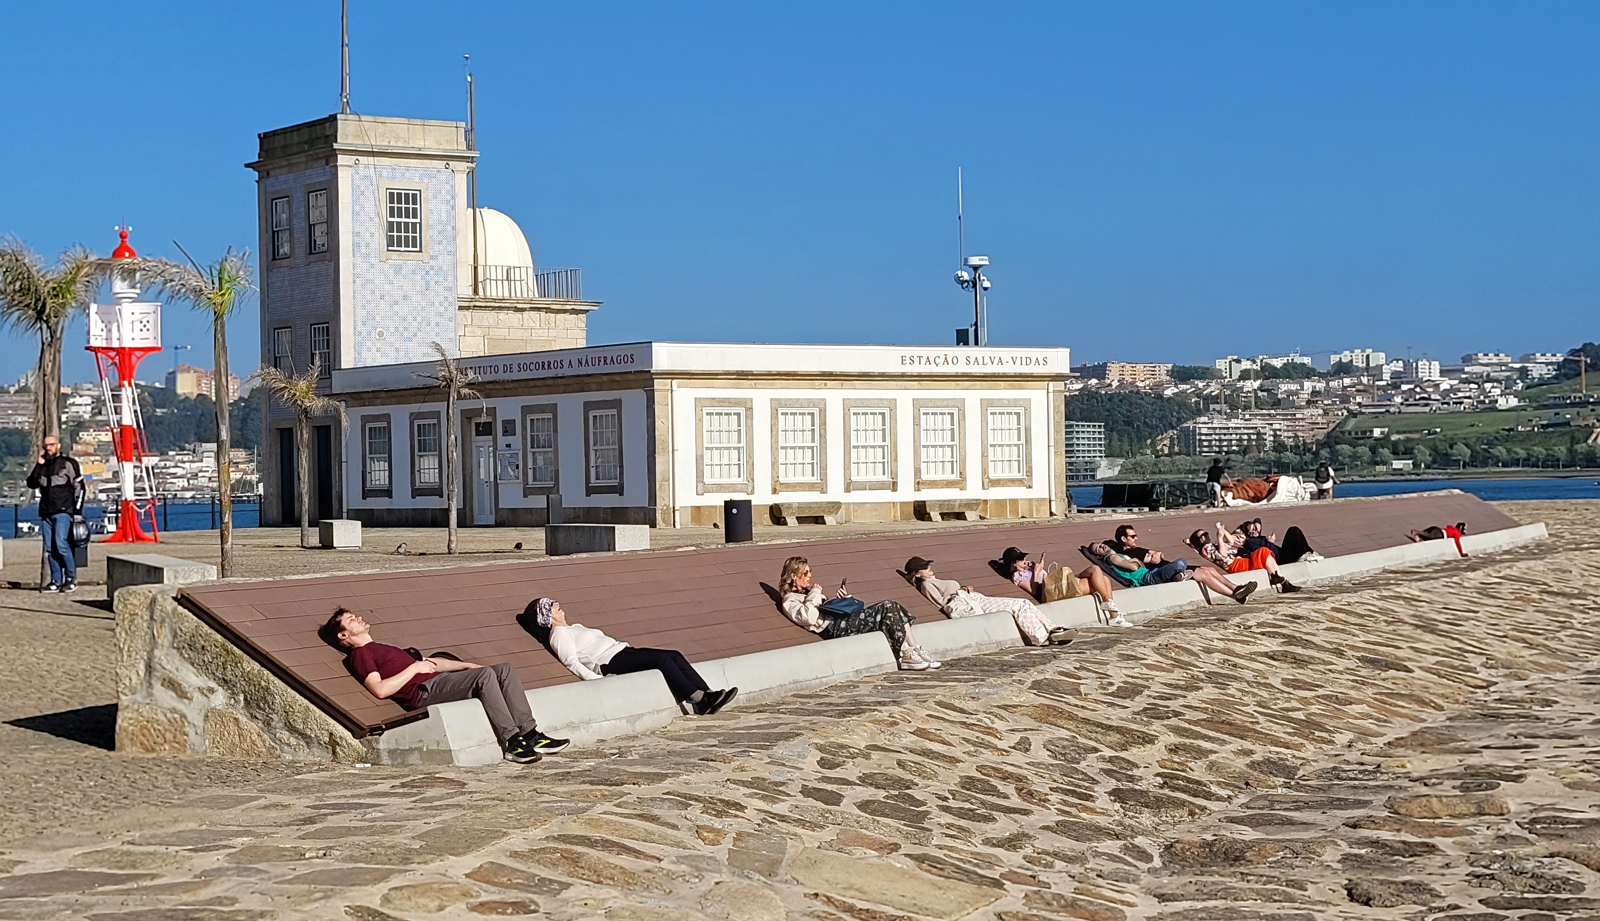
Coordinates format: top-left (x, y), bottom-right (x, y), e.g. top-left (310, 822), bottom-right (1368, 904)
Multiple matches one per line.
top-left (601, 647), bottom-right (710, 703)
top-left (1278, 526), bottom-right (1314, 564)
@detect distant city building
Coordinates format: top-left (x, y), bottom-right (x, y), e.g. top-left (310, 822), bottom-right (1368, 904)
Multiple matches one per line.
top-left (1520, 352), bottom-right (1566, 365)
top-left (166, 363), bottom-right (241, 401)
top-left (0, 392), bottom-right (32, 430)
top-left (1062, 421), bottom-right (1106, 482)
top-left (1329, 348), bottom-right (1387, 371)
top-left (1461, 351), bottom-right (1511, 365)
top-left (1214, 356), bottom-right (1256, 380)
top-left (1259, 353), bottom-right (1314, 368)
top-left (1177, 418), bottom-right (1273, 456)
top-left (1236, 408), bottom-right (1344, 445)
top-left (1077, 361), bottom-right (1173, 386)
top-left (1408, 359), bottom-right (1442, 381)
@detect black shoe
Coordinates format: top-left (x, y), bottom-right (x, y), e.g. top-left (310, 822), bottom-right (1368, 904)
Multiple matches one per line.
top-left (1279, 580), bottom-right (1301, 593)
top-left (62, 580), bottom-right (77, 594)
top-left (41, 583), bottom-right (60, 594)
top-left (1232, 582), bottom-right (1258, 604)
top-left (503, 739), bottom-right (542, 764)
top-left (696, 688), bottom-right (739, 716)
top-left (524, 731), bottom-right (569, 754)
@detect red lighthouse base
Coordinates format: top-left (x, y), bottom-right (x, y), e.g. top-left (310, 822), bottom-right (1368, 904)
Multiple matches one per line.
top-left (106, 498), bottom-right (158, 543)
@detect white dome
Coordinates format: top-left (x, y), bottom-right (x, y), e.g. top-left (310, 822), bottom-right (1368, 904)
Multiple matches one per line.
top-left (470, 208), bottom-right (533, 268)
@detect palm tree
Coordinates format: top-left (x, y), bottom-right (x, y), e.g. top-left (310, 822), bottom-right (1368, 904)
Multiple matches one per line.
top-left (414, 342), bottom-right (479, 554)
top-left (255, 361), bottom-right (343, 548)
top-left (0, 240), bottom-right (100, 452)
top-left (134, 247), bottom-right (253, 577)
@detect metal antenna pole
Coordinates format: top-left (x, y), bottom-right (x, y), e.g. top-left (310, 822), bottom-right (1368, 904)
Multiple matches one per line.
top-left (340, 0), bottom-right (350, 113)
top-left (466, 55), bottom-right (479, 295)
top-left (957, 167), bottom-right (964, 266)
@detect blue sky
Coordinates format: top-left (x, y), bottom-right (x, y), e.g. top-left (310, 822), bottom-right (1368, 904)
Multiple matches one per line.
top-left (1, 1), bottom-right (1595, 385)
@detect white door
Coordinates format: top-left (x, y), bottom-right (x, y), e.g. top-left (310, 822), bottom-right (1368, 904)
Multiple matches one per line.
top-left (472, 439), bottom-right (495, 525)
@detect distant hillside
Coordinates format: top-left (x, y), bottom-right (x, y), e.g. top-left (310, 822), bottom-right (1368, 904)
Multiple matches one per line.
top-left (1063, 391), bottom-right (1198, 456)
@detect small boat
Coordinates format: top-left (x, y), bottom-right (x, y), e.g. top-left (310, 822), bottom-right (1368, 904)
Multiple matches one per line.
top-left (15, 521), bottom-right (38, 536)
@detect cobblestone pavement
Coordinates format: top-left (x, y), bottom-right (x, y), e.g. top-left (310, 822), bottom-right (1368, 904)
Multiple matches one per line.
top-left (0, 500), bottom-right (1597, 921)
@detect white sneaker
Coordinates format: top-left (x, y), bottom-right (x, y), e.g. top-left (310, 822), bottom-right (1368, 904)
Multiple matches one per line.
top-left (898, 653), bottom-right (930, 671)
top-left (1107, 615), bottom-right (1133, 628)
top-left (1302, 552), bottom-right (1324, 563)
top-left (914, 646), bottom-right (943, 669)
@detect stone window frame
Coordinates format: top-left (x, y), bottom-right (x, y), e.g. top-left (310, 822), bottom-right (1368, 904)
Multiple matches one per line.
top-left (360, 413), bottom-right (392, 499)
top-left (306, 188), bottom-right (331, 257)
top-left (843, 399), bottom-right (898, 493)
top-left (912, 398), bottom-right (966, 491)
top-left (521, 402), bottom-right (559, 497)
top-left (270, 195), bottom-right (292, 261)
top-left (694, 397), bottom-right (754, 495)
top-left (583, 399), bottom-right (623, 496)
top-left (770, 398), bottom-right (827, 494)
top-left (408, 410), bottom-right (442, 498)
top-left (980, 398), bottom-right (1033, 490)
top-left (379, 183), bottom-right (428, 261)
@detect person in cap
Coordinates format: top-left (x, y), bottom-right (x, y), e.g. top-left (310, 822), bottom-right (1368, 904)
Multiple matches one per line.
top-left (997, 545), bottom-right (1125, 623)
top-left (521, 598), bottom-right (738, 716)
top-left (905, 556), bottom-right (1072, 646)
top-left (317, 608), bottom-right (567, 764)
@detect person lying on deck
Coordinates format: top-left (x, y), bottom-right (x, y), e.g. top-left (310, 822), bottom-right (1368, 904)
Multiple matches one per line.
top-left (997, 546), bottom-right (1125, 624)
top-left (1186, 525), bottom-right (1302, 594)
top-left (522, 598), bottom-right (738, 716)
top-left (1108, 524), bottom-right (1192, 581)
top-left (1409, 522), bottom-right (1469, 557)
top-left (1084, 540), bottom-right (1256, 604)
top-left (1237, 517), bottom-right (1321, 564)
top-left (317, 608), bottom-right (568, 764)
top-left (779, 556), bottom-right (942, 671)
top-left (904, 556), bottom-right (1073, 647)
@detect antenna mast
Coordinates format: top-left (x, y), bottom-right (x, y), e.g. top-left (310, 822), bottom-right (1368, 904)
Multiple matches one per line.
top-left (466, 55), bottom-right (479, 295)
top-left (340, 0), bottom-right (350, 113)
top-left (957, 167), bottom-right (964, 266)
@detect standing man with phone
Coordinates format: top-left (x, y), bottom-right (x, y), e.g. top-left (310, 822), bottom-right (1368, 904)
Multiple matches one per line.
top-left (27, 434), bottom-right (84, 593)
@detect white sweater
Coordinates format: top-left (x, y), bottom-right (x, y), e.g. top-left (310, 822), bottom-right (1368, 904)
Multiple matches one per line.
top-left (549, 623), bottom-right (629, 681)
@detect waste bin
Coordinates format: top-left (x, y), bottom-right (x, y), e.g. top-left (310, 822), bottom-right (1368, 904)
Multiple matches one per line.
top-left (723, 498), bottom-right (753, 544)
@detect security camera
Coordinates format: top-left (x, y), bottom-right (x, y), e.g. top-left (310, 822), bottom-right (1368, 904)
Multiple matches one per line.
top-left (954, 269), bottom-right (972, 286)
top-left (980, 276), bottom-right (992, 290)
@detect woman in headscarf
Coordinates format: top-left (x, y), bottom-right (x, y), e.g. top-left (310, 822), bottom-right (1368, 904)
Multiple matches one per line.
top-left (521, 598), bottom-right (738, 716)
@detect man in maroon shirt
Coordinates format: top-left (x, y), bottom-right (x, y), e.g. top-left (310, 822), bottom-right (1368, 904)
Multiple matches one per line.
top-left (319, 608), bottom-right (567, 763)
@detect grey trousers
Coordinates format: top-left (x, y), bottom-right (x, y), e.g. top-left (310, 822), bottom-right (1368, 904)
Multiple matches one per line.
top-left (415, 663), bottom-right (538, 745)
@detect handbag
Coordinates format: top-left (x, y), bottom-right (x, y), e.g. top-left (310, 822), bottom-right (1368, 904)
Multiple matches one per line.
top-left (947, 591), bottom-right (983, 618)
top-left (819, 597), bottom-right (866, 621)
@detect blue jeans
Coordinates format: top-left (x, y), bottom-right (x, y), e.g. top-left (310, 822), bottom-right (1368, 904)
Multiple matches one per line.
top-left (40, 512), bottom-right (75, 585)
top-left (1143, 559), bottom-right (1189, 585)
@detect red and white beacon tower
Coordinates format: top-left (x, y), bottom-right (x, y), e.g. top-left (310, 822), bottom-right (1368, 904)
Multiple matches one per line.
top-left (87, 227), bottom-right (162, 542)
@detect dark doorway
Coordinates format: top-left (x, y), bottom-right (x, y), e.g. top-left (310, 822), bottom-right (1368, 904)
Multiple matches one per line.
top-left (278, 428), bottom-right (296, 524)
top-left (315, 424), bottom-right (334, 521)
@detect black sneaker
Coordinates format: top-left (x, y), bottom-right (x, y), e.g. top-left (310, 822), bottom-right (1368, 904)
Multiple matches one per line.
top-left (1232, 581), bottom-right (1258, 604)
top-left (41, 583), bottom-right (60, 594)
top-left (696, 688), bottom-right (739, 716)
top-left (503, 739), bottom-right (542, 764)
top-left (525, 731), bottom-right (569, 754)
top-left (62, 580), bottom-right (77, 594)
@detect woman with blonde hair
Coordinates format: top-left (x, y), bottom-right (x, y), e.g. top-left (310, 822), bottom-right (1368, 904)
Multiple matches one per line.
top-left (778, 556), bottom-right (940, 671)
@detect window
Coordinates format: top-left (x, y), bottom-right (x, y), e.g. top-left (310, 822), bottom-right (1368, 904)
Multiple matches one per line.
top-left (272, 327), bottom-right (293, 373)
top-left (526, 413), bottom-right (555, 486)
top-left (385, 189), bottom-right (422, 252)
top-left (364, 421), bottom-right (391, 491)
top-left (413, 419), bottom-right (440, 487)
top-left (588, 409), bottom-right (620, 486)
top-left (307, 190), bottom-right (328, 254)
top-left (919, 408), bottom-right (958, 479)
top-left (309, 322), bottom-right (330, 376)
top-left (702, 409), bottom-right (745, 484)
top-left (987, 408), bottom-right (1026, 479)
top-left (777, 409), bottom-right (819, 482)
top-left (270, 197), bottom-right (291, 260)
top-left (850, 409), bottom-right (891, 480)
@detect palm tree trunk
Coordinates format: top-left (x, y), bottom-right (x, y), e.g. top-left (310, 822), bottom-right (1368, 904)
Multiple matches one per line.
top-left (446, 386), bottom-right (459, 554)
top-left (213, 320), bottom-right (233, 577)
top-left (297, 411), bottom-right (312, 549)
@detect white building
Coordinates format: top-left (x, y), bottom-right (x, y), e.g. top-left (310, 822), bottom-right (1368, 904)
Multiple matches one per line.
top-left (1408, 359), bottom-right (1442, 381)
top-left (1062, 421), bottom-right (1106, 482)
top-left (1520, 352), bottom-right (1566, 365)
top-left (1329, 348), bottom-right (1387, 371)
top-left (1462, 352), bottom-right (1512, 365)
top-left (333, 342), bottom-right (1074, 528)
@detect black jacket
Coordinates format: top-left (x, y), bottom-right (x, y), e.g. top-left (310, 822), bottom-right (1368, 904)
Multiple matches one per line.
top-left (27, 454), bottom-right (83, 518)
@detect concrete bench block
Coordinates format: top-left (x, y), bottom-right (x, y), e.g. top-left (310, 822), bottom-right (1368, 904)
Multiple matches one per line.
top-left (528, 670), bottom-right (679, 747)
top-left (319, 519), bottom-right (362, 550)
top-left (107, 553), bottom-right (217, 602)
top-left (697, 632), bottom-right (896, 706)
top-left (770, 501), bottom-right (843, 526)
top-left (545, 523), bottom-right (651, 555)
top-left (371, 698), bottom-right (500, 766)
top-left (915, 611), bottom-right (1023, 658)
top-left (916, 499), bottom-right (982, 522)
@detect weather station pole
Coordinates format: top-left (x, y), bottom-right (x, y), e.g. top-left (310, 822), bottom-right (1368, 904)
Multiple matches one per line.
top-left (951, 169), bottom-right (992, 346)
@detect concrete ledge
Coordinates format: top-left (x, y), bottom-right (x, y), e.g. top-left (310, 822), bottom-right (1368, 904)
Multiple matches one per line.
top-left (771, 501), bottom-right (843, 526)
top-left (107, 553), bottom-right (217, 603)
top-left (358, 521), bottom-right (1550, 765)
top-left (319, 519), bottom-right (362, 550)
top-left (545, 523), bottom-right (651, 555)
